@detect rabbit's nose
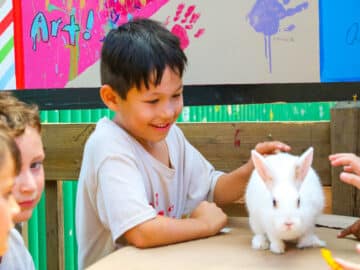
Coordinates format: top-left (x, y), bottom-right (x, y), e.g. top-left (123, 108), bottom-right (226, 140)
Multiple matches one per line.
top-left (284, 222), bottom-right (293, 228)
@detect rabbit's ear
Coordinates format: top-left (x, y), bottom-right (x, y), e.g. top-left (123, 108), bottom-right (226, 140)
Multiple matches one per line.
top-left (296, 147), bottom-right (313, 182)
top-left (251, 150), bottom-right (273, 189)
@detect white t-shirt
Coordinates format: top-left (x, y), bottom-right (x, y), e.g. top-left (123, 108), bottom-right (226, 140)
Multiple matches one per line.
top-left (0, 228), bottom-right (35, 270)
top-left (76, 117), bottom-right (224, 269)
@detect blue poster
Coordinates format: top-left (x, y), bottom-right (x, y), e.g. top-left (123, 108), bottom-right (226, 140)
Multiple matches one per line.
top-left (320, 1), bottom-right (360, 82)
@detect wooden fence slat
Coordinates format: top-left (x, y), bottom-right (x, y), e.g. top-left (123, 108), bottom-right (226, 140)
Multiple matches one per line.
top-left (45, 181), bottom-right (64, 270)
top-left (331, 102), bottom-right (360, 216)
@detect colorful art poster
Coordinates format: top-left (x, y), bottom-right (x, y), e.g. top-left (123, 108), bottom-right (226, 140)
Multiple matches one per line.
top-left (23, 0), bottom-right (319, 88)
top-left (22, 0), bottom-right (169, 88)
top-left (0, 0), bottom-right (16, 90)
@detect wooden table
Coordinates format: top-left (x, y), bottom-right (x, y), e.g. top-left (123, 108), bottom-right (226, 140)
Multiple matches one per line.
top-left (88, 216), bottom-right (360, 269)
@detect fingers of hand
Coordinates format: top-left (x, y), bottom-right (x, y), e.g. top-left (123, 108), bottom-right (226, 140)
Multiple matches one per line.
top-left (337, 220), bottom-right (360, 240)
top-left (337, 226), bottom-right (351, 238)
top-left (255, 141), bottom-right (290, 155)
top-left (331, 156), bottom-right (351, 167)
top-left (340, 173), bottom-right (360, 190)
top-left (334, 257), bottom-right (360, 270)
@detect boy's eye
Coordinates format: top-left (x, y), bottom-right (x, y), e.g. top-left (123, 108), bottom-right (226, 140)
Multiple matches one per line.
top-left (30, 161), bottom-right (43, 169)
top-left (145, 99), bottom-right (159, 104)
top-left (173, 93), bottom-right (182, 98)
top-left (272, 198), bottom-right (277, 208)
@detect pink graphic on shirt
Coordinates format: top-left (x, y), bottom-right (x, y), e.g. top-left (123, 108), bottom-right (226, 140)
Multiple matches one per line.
top-left (155, 192), bottom-right (159, 206)
top-left (165, 3), bottom-right (205, 50)
top-left (149, 192), bottom-right (175, 216)
top-left (22, 0), bottom-right (169, 88)
top-left (168, 205), bottom-right (174, 213)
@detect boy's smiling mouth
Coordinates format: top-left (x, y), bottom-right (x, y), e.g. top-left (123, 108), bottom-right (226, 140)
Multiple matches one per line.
top-left (151, 123), bottom-right (171, 130)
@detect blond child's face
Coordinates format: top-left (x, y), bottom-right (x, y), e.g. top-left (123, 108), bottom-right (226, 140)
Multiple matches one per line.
top-left (113, 66), bottom-right (183, 147)
top-left (0, 150), bottom-right (19, 255)
top-left (12, 126), bottom-right (45, 223)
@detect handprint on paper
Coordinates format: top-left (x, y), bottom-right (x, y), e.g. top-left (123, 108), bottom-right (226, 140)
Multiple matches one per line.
top-left (103, 0), bottom-right (169, 28)
top-left (165, 4), bottom-right (205, 50)
top-left (247, 0), bottom-right (308, 73)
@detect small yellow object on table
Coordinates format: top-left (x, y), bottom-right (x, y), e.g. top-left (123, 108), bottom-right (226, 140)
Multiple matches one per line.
top-left (321, 248), bottom-right (343, 270)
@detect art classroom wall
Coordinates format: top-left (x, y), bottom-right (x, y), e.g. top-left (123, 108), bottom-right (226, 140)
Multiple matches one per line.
top-left (22, 0), bottom-right (320, 88)
top-left (2, 1), bottom-right (360, 89)
top-left (0, 0), bottom-right (16, 90)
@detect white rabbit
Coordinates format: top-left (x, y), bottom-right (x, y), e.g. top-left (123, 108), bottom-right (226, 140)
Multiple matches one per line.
top-left (245, 147), bottom-right (326, 254)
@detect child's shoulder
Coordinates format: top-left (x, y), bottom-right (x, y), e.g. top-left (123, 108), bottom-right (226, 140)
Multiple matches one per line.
top-left (166, 124), bottom-right (188, 148)
top-left (86, 117), bottom-right (132, 149)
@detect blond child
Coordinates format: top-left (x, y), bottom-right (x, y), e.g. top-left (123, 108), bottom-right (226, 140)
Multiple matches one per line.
top-left (75, 18), bottom-right (291, 269)
top-left (0, 92), bottom-right (45, 269)
top-left (0, 130), bottom-right (20, 256)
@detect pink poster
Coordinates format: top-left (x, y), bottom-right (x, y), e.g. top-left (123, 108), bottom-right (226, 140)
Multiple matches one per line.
top-left (22, 0), bottom-right (169, 88)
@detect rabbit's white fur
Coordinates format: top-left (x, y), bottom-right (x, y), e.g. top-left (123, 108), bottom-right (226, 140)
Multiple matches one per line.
top-left (245, 147), bottom-right (325, 254)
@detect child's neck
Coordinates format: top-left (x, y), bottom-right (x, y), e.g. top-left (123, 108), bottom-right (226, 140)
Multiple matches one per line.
top-left (143, 140), bottom-right (171, 168)
top-left (112, 117), bottom-right (171, 167)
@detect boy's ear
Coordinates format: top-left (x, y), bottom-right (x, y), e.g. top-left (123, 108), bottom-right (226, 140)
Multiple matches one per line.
top-left (100, 85), bottom-right (121, 111)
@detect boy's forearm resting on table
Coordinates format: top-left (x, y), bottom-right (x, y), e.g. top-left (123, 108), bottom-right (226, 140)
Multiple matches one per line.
top-left (213, 160), bottom-right (254, 205)
top-left (123, 213), bottom-right (223, 248)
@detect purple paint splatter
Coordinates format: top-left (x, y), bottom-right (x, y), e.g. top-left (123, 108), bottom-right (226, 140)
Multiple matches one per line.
top-left (247, 0), bottom-right (308, 73)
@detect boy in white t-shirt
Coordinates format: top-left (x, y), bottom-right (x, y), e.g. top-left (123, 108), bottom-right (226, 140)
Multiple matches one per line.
top-left (75, 18), bottom-right (291, 269)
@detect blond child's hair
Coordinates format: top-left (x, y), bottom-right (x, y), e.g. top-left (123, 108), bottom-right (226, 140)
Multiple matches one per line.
top-left (0, 92), bottom-right (41, 138)
top-left (0, 129), bottom-right (21, 175)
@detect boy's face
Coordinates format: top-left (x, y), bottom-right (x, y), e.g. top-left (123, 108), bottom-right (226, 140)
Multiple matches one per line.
top-left (13, 126), bottom-right (45, 223)
top-left (114, 66), bottom-right (183, 146)
top-left (0, 150), bottom-right (19, 255)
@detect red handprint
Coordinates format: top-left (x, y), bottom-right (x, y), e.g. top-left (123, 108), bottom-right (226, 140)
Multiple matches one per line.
top-left (165, 4), bottom-right (205, 50)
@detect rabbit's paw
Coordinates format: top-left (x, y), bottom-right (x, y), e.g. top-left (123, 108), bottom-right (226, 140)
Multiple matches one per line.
top-left (252, 234), bottom-right (269, 250)
top-left (270, 241), bottom-right (285, 254)
top-left (297, 234), bottom-right (326, 249)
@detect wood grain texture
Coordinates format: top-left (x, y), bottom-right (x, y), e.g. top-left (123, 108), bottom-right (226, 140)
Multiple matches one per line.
top-left (42, 121), bottom-right (331, 183)
top-left (331, 102), bottom-right (360, 216)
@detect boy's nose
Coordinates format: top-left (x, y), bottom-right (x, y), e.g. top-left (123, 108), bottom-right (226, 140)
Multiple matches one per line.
top-left (160, 104), bottom-right (176, 119)
top-left (17, 172), bottom-right (37, 193)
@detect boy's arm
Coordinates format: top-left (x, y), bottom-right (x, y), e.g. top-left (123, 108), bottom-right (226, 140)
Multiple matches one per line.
top-left (213, 160), bottom-right (253, 205)
top-left (213, 141), bottom-right (291, 205)
top-left (123, 201), bottom-right (227, 248)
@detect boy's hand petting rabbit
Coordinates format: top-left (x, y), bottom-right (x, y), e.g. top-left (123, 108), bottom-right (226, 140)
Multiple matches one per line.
top-left (245, 147), bottom-right (326, 254)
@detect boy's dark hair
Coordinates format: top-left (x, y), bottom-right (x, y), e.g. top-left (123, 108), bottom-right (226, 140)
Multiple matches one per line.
top-left (100, 18), bottom-right (187, 99)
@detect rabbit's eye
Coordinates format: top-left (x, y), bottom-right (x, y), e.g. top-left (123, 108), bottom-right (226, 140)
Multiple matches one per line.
top-left (272, 199), bottom-right (277, 208)
top-left (297, 198), bottom-right (300, 208)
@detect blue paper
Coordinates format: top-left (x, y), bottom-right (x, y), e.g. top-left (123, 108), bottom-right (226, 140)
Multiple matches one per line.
top-left (320, 1), bottom-right (360, 82)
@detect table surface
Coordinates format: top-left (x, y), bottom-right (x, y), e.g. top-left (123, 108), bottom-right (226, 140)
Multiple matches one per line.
top-left (87, 216), bottom-right (360, 270)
